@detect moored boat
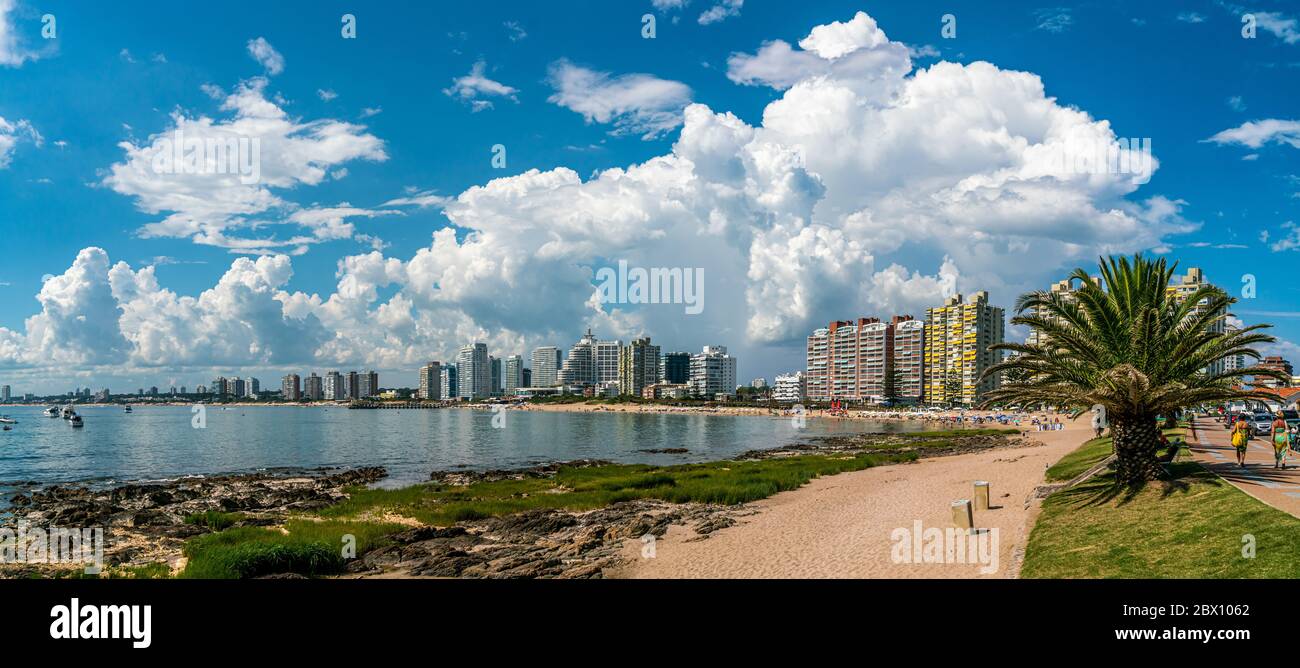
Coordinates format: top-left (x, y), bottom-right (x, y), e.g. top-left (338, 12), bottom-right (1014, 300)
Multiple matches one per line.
top-left (69, 415), bottom-right (84, 428)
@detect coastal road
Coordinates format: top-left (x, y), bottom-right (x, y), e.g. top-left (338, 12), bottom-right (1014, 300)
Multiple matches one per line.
top-left (1187, 417), bottom-right (1300, 518)
top-left (608, 416), bottom-right (1092, 579)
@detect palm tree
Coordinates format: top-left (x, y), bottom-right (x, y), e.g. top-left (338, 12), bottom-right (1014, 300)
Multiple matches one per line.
top-left (980, 254), bottom-right (1285, 485)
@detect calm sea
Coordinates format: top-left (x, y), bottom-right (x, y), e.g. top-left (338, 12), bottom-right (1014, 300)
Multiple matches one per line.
top-left (0, 405), bottom-right (930, 491)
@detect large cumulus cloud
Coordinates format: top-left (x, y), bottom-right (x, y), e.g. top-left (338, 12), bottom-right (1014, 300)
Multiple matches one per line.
top-left (12, 10), bottom-right (1194, 385)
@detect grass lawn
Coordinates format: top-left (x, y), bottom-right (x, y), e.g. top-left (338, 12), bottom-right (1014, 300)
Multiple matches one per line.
top-left (1022, 462), bottom-right (1300, 578)
top-left (1043, 427), bottom-right (1188, 483)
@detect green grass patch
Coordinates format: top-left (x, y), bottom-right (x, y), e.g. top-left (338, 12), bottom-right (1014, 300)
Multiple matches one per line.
top-left (1045, 437), bottom-right (1113, 482)
top-left (321, 452), bottom-right (917, 526)
top-left (1022, 462), bottom-right (1300, 578)
top-left (179, 519), bottom-right (404, 579)
top-left (184, 510), bottom-right (245, 530)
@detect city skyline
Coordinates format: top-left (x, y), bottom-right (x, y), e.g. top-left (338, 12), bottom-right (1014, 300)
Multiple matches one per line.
top-left (2, 2), bottom-right (1299, 395)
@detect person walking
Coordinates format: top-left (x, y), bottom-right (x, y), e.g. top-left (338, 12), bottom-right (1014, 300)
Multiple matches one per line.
top-left (1232, 416), bottom-right (1252, 467)
top-left (1272, 411), bottom-right (1291, 470)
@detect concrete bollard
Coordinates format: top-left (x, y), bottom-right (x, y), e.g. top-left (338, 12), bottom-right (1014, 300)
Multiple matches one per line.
top-left (973, 481), bottom-right (990, 511)
top-left (951, 499), bottom-right (973, 531)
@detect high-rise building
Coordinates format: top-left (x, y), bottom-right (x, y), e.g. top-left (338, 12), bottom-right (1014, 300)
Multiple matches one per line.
top-left (246, 377), bottom-right (260, 399)
top-left (504, 355), bottom-right (524, 392)
top-left (596, 339), bottom-right (622, 385)
top-left (690, 345), bottom-right (737, 398)
top-left (228, 379), bottom-right (243, 398)
top-left (1223, 321), bottom-right (1246, 374)
top-left (456, 343), bottom-right (490, 400)
top-left (892, 317), bottom-right (926, 402)
top-left (345, 371), bottom-right (360, 400)
top-left (618, 337), bottom-right (661, 396)
top-left (805, 317), bottom-right (916, 403)
top-left (522, 368), bottom-right (532, 388)
top-left (419, 362), bottom-right (442, 400)
top-left (489, 356), bottom-right (502, 396)
top-left (358, 370), bottom-right (379, 398)
top-left (661, 352), bottom-right (691, 385)
top-left (324, 371), bottom-right (344, 400)
top-left (304, 373), bottom-right (324, 401)
top-left (530, 346), bottom-right (561, 387)
top-left (1258, 357), bottom-right (1294, 388)
top-left (924, 292), bottom-right (1005, 406)
top-left (210, 377), bottom-right (227, 397)
top-left (1, 385), bottom-right (9, 402)
top-left (441, 365), bottom-right (458, 401)
top-left (772, 372), bottom-right (805, 403)
top-left (559, 330), bottom-right (599, 386)
top-left (1167, 267), bottom-right (1227, 376)
top-left (282, 374), bottom-right (301, 401)
top-left (1026, 277), bottom-right (1099, 347)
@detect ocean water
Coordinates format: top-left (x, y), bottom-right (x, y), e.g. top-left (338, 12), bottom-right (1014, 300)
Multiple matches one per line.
top-left (0, 405), bottom-right (930, 490)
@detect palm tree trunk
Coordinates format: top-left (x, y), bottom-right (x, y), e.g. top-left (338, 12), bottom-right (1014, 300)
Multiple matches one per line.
top-left (1111, 416), bottom-right (1162, 484)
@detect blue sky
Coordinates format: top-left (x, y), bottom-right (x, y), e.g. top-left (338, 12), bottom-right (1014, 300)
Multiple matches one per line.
top-left (1, 0), bottom-right (1299, 394)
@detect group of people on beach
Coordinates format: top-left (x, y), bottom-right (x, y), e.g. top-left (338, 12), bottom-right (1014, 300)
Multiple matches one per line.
top-left (1231, 412), bottom-right (1300, 469)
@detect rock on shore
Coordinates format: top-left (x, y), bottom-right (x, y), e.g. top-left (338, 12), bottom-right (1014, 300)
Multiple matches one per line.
top-left (1, 467), bottom-right (387, 575)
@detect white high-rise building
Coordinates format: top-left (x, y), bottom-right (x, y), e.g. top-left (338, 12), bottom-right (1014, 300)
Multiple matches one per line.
top-left (324, 371), bottom-right (344, 400)
top-left (457, 343), bottom-right (490, 400)
top-left (246, 377), bottom-right (260, 399)
top-left (531, 347), bottom-right (561, 387)
top-left (596, 338), bottom-right (622, 384)
top-left (690, 346), bottom-right (737, 399)
top-left (504, 355), bottom-right (524, 392)
top-left (559, 330), bottom-right (599, 385)
top-left (772, 372), bottom-right (805, 403)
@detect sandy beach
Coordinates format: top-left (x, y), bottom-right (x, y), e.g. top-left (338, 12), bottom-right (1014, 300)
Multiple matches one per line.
top-left (609, 414), bottom-right (1090, 578)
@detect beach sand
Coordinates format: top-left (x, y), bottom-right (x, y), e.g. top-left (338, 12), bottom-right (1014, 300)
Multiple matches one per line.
top-left (608, 415), bottom-right (1090, 579)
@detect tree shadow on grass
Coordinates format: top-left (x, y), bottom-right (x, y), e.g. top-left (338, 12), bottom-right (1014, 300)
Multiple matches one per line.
top-left (1054, 462), bottom-right (1220, 508)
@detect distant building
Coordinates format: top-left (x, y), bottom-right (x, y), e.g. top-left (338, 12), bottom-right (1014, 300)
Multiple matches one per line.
top-left (324, 371), bottom-right (344, 400)
top-left (304, 373), bottom-right (324, 401)
top-left (893, 317), bottom-right (926, 402)
top-left (504, 355), bottom-right (524, 392)
top-left (596, 339), bottom-right (622, 385)
top-left (750, 378), bottom-right (767, 389)
top-left (441, 365), bottom-right (458, 401)
top-left (772, 372), bottom-right (805, 403)
top-left (246, 377), bottom-right (260, 399)
top-left (618, 337), bottom-right (661, 397)
top-left (419, 362), bottom-right (442, 400)
top-left (1259, 357), bottom-right (1295, 388)
top-left (924, 292), bottom-right (1004, 406)
top-left (690, 346), bottom-right (737, 399)
top-left (530, 346), bottom-right (561, 387)
top-left (660, 352), bottom-right (691, 384)
top-left (642, 383), bottom-right (692, 400)
top-left (457, 343), bottom-right (490, 400)
top-left (1167, 268), bottom-right (1227, 376)
top-left (489, 356), bottom-right (502, 396)
top-left (358, 370), bottom-right (379, 398)
top-left (345, 371), bottom-right (360, 400)
top-left (1, 385), bottom-right (9, 402)
top-left (521, 367), bottom-right (532, 389)
top-left (282, 374), bottom-right (302, 401)
top-left (559, 330), bottom-right (599, 386)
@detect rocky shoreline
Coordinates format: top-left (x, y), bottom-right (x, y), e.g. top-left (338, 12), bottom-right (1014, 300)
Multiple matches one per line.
top-left (0, 467), bottom-right (387, 577)
top-left (1, 428), bottom-right (1033, 579)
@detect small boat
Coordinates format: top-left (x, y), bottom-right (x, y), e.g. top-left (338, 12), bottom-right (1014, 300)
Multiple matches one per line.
top-left (124, 406), bottom-right (133, 413)
top-left (61, 406), bottom-right (77, 420)
top-left (2, 425), bottom-right (11, 431)
top-left (44, 406), bottom-right (59, 418)
top-left (0, 416), bottom-right (16, 425)
top-left (69, 415), bottom-right (84, 428)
